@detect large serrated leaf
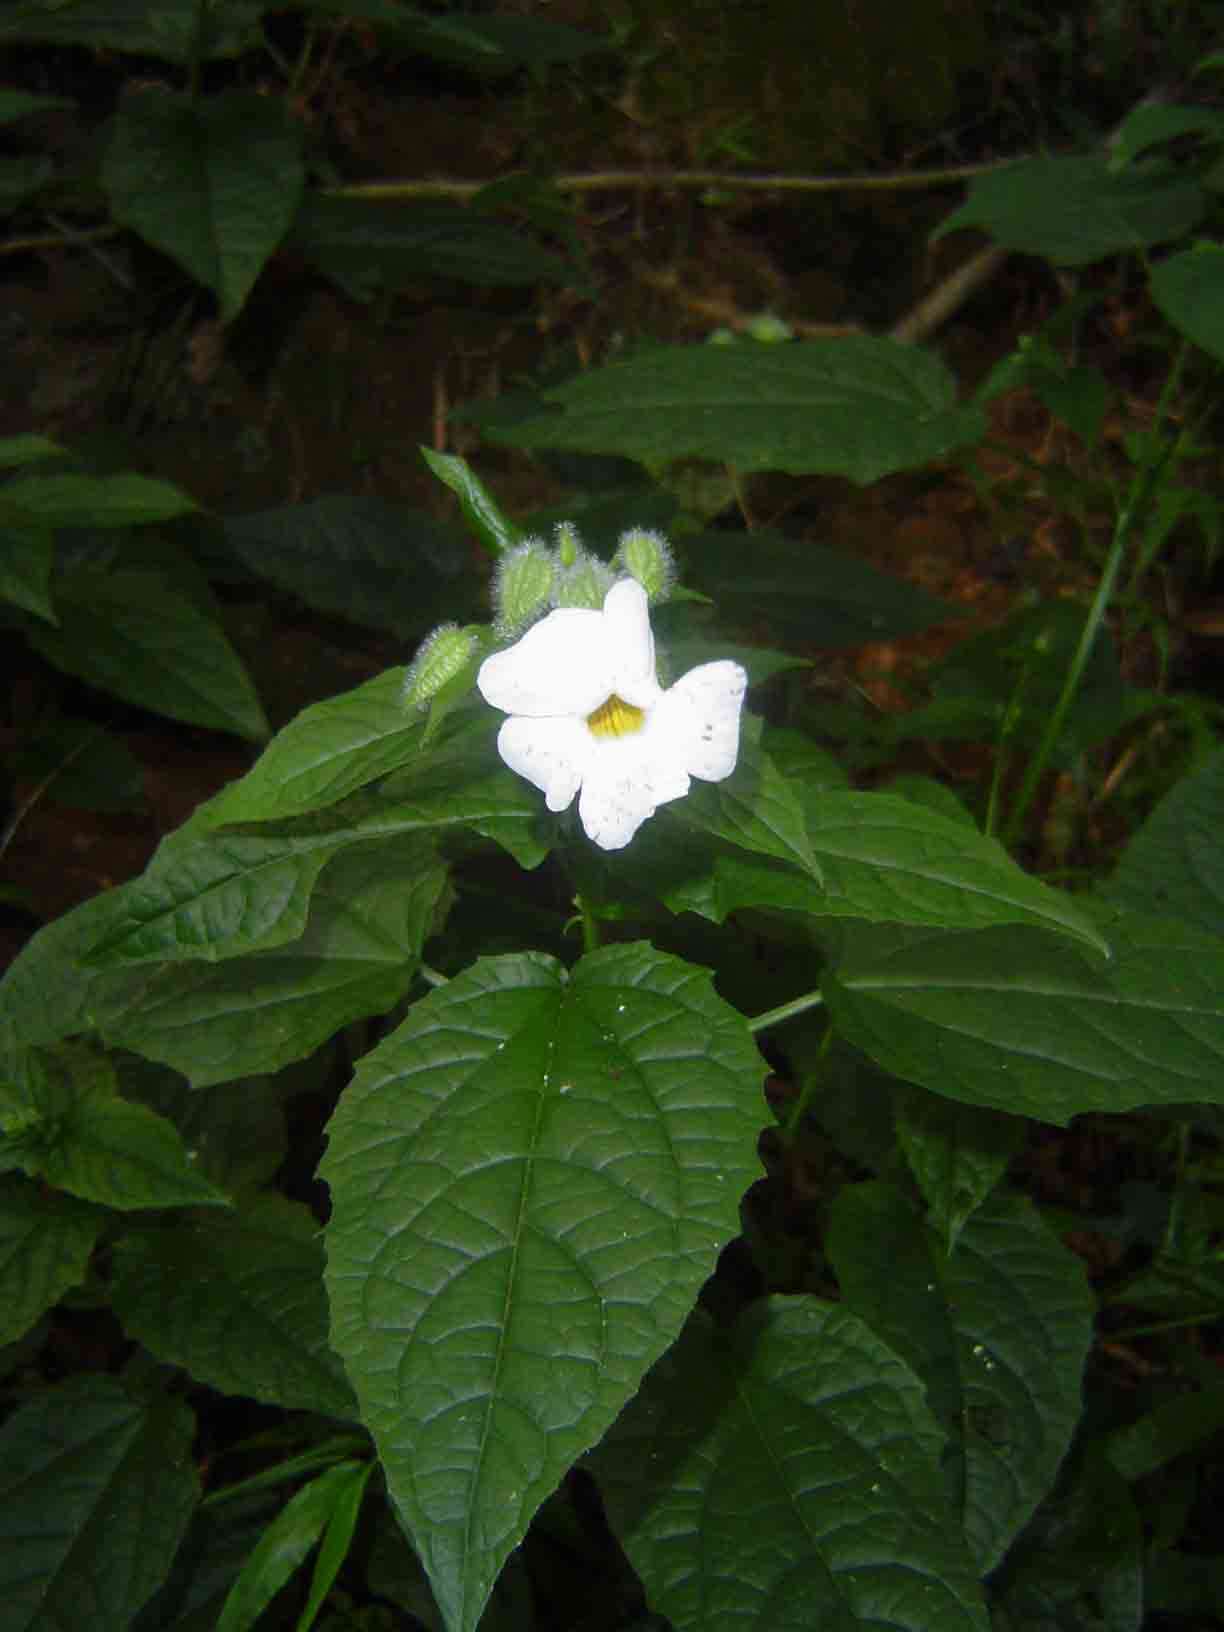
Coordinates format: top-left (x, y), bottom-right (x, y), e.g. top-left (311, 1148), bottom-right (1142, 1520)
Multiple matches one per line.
top-left (0, 1375), bottom-right (199, 1632)
top-left (111, 1195), bottom-right (356, 1420)
top-left (586, 1298), bottom-right (989, 1632)
top-left (0, 1173), bottom-right (100, 1345)
top-left (827, 1184), bottom-right (1094, 1573)
top-left (104, 88), bottom-right (303, 321)
top-left (483, 339), bottom-right (985, 482)
top-left (825, 908), bottom-right (1224, 1121)
top-left (935, 153), bottom-right (1205, 265)
top-left (1101, 747), bottom-right (1224, 938)
top-left (25, 567), bottom-right (268, 741)
top-left (321, 942), bottom-right (765, 1632)
top-left (104, 836), bottom-right (449, 1087)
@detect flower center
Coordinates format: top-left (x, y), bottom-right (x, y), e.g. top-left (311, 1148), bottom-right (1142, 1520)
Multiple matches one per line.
top-left (586, 693), bottom-right (645, 738)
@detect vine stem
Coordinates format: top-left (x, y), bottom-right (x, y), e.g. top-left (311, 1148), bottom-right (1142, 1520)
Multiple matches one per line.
top-left (1002, 343), bottom-right (1188, 849)
top-left (748, 989), bottom-right (824, 1035)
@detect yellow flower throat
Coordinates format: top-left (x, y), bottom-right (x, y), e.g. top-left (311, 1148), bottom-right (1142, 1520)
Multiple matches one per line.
top-left (586, 694), bottom-right (645, 738)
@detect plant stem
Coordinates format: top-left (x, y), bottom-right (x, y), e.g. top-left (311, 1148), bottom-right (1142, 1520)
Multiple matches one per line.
top-left (1002, 374), bottom-right (1184, 849)
top-left (748, 989), bottom-right (824, 1035)
top-left (419, 964), bottom-right (449, 988)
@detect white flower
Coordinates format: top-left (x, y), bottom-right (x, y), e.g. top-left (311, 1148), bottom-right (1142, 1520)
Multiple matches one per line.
top-left (477, 577), bottom-right (747, 851)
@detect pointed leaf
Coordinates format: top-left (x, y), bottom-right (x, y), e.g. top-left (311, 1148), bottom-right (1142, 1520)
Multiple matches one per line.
top-left (202, 666), bottom-right (422, 826)
top-left (1102, 746), bottom-right (1224, 938)
top-left (2, 470), bottom-right (196, 527)
top-left (0, 523), bottom-right (55, 620)
top-left (991, 1454), bottom-right (1142, 1632)
top-left (827, 1184), bottom-right (1094, 1573)
top-left (45, 1093), bottom-right (232, 1210)
top-left (83, 834), bottom-right (342, 967)
top-left (25, 568), bottom-right (268, 740)
top-left (935, 153), bottom-right (1204, 265)
top-left (0, 0), bottom-right (264, 60)
top-left (418, 450), bottom-right (521, 557)
top-left (105, 835), bottom-right (449, 1086)
top-left (0, 433), bottom-right (65, 468)
top-left (587, 1299), bottom-right (988, 1632)
top-left (297, 1460), bottom-right (376, 1630)
top-left (1152, 243), bottom-right (1224, 363)
top-left (0, 1173), bottom-right (100, 1345)
top-left (322, 942), bottom-right (765, 1632)
top-left (112, 1196), bottom-right (356, 1419)
top-left (104, 87), bottom-right (304, 321)
top-left (825, 909), bottom-right (1224, 1121)
top-left (894, 1084), bottom-right (1024, 1252)
top-left (216, 1462), bottom-right (369, 1632)
top-left (485, 339), bottom-right (985, 482)
top-left (0, 1376), bottom-right (198, 1632)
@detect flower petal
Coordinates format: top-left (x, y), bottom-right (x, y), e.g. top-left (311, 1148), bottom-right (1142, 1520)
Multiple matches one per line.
top-left (654, 660), bottom-right (747, 781)
top-left (602, 578), bottom-right (660, 710)
top-left (577, 734), bottom-right (690, 851)
top-left (496, 715), bottom-right (590, 812)
top-left (478, 607), bottom-right (614, 718)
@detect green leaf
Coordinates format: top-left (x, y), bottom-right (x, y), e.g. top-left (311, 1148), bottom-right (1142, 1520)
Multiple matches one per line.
top-left (990, 1454), bottom-right (1142, 1632)
top-left (0, 522), bottom-right (55, 620)
top-left (2, 470), bottom-right (197, 527)
top-left (587, 1299), bottom-right (989, 1632)
top-left (219, 496), bottom-right (474, 640)
top-left (84, 833), bottom-right (343, 967)
top-left (204, 666), bottom-right (421, 826)
top-left (321, 943), bottom-right (765, 1632)
top-left (104, 87), bottom-right (304, 322)
top-left (0, 1173), bottom-right (100, 1345)
top-left (484, 339), bottom-right (985, 482)
top-left (133, 1491), bottom-right (288, 1632)
top-left (419, 449), bottom-right (522, 557)
top-left (682, 527), bottom-right (956, 644)
top-left (24, 566), bottom-right (269, 740)
top-left (104, 835), bottom-right (449, 1086)
top-left (1102, 746), bottom-right (1224, 938)
top-left (296, 1461), bottom-right (376, 1631)
top-left (894, 1084), bottom-right (1025, 1252)
top-left (12, 718), bottom-right (146, 812)
top-left (935, 153), bottom-right (1205, 265)
top-left (0, 1375), bottom-right (199, 1632)
top-left (0, 433), bottom-right (65, 467)
top-left (44, 1090), bottom-right (232, 1210)
top-left (0, 0), bottom-right (265, 59)
top-left (291, 195), bottom-right (577, 299)
top-left (300, 2), bottom-right (608, 72)
top-left (118, 1058), bottom-right (289, 1194)
top-left (1109, 102), bottom-right (1224, 168)
top-left (803, 792), bottom-right (1108, 952)
top-left (825, 908), bottom-right (1224, 1121)
top-left (1171, 249), bottom-right (1224, 363)
top-left (216, 1462), bottom-right (369, 1632)
top-left (1104, 1382), bottom-right (1224, 1482)
top-left (111, 1196), bottom-right (357, 1419)
top-left (827, 1184), bottom-right (1093, 1573)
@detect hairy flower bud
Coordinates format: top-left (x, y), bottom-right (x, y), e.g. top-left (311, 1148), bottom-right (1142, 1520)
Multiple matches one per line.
top-left (403, 622), bottom-right (479, 708)
top-left (551, 550), bottom-right (616, 610)
top-left (493, 538), bottom-right (555, 638)
top-left (554, 521), bottom-right (582, 568)
top-left (615, 527), bottom-right (676, 603)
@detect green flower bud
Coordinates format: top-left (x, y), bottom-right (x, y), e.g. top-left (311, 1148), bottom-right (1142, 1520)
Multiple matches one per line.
top-left (615, 527), bottom-right (676, 602)
top-left (554, 521), bottom-right (582, 569)
top-left (707, 326), bottom-right (738, 346)
top-left (493, 538), bottom-right (555, 637)
top-left (744, 312), bottom-right (793, 344)
top-left (403, 622), bottom-right (479, 709)
top-left (551, 550), bottom-right (616, 610)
